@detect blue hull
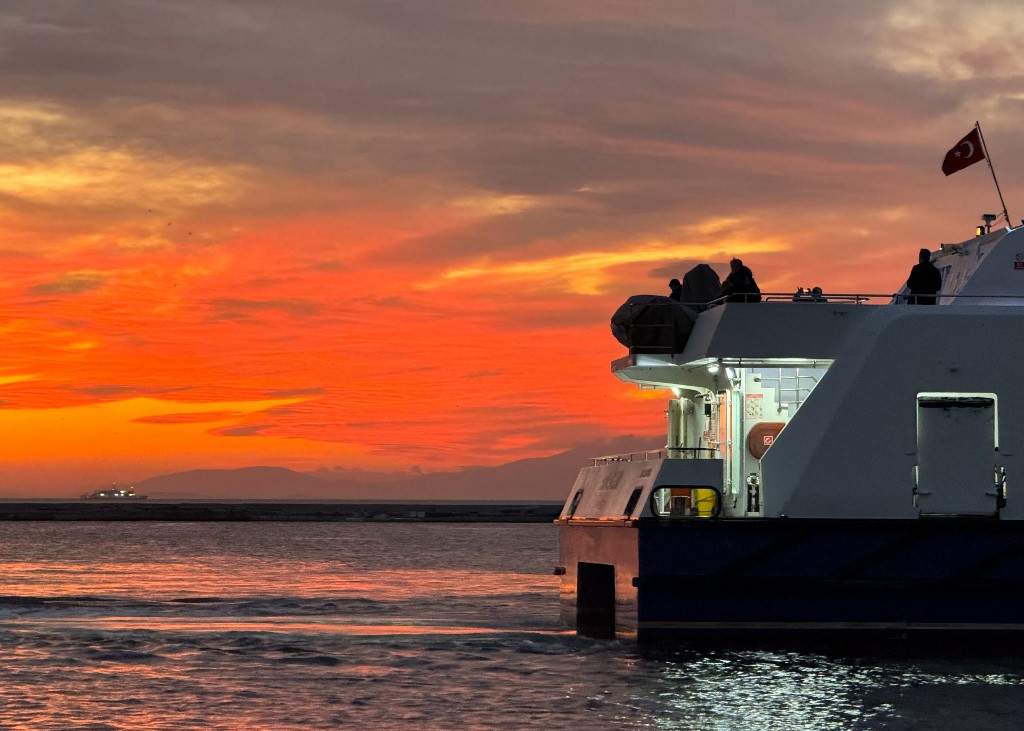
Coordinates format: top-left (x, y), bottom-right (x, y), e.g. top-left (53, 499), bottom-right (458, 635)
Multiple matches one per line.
top-left (558, 518), bottom-right (1024, 643)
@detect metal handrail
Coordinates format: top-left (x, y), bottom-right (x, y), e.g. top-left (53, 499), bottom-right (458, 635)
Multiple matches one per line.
top-left (704, 292), bottom-right (891, 305)
top-left (589, 447), bottom-right (722, 465)
top-left (688, 290), bottom-right (1024, 305)
top-left (590, 450), bottom-right (667, 465)
top-left (623, 293), bottom-right (1024, 355)
top-left (656, 292), bottom-right (1024, 308)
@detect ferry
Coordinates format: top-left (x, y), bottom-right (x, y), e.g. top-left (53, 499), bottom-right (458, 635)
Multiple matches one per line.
top-left (81, 484), bottom-right (148, 500)
top-left (556, 222), bottom-right (1024, 643)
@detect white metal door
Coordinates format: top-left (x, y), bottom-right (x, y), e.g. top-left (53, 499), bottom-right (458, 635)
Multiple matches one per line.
top-left (916, 395), bottom-right (996, 515)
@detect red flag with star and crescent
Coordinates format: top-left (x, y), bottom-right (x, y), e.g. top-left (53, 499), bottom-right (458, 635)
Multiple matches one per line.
top-left (942, 127), bottom-right (985, 176)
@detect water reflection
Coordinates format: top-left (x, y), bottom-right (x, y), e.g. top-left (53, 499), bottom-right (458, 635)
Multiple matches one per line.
top-left (0, 522), bottom-right (1020, 730)
top-left (7, 615), bottom-right (575, 636)
top-left (0, 559), bottom-right (553, 602)
top-left (621, 648), bottom-right (1024, 731)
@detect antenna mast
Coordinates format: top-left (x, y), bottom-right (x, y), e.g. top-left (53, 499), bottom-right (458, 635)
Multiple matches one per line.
top-left (975, 121), bottom-right (1011, 226)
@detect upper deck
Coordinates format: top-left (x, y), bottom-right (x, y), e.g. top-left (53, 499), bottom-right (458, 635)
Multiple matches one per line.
top-left (612, 225), bottom-right (1024, 391)
top-left (613, 300), bottom-right (868, 389)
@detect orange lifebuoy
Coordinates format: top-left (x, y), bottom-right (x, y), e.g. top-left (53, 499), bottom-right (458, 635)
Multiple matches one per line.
top-left (747, 422), bottom-right (785, 460)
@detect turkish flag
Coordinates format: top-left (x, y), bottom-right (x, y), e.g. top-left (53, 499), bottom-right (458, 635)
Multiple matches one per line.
top-left (942, 128), bottom-right (985, 176)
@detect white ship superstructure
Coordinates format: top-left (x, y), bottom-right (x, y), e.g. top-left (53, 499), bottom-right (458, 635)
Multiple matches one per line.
top-left (557, 224), bottom-right (1024, 642)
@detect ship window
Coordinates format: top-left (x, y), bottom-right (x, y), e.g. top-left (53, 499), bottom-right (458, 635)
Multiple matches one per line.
top-left (566, 490), bottom-right (584, 517)
top-left (650, 486), bottom-right (720, 518)
top-left (754, 366), bottom-right (825, 412)
top-left (623, 488), bottom-right (643, 517)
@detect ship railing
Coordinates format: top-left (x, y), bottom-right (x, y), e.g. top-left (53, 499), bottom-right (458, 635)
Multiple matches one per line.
top-left (589, 448), bottom-right (718, 465)
top-left (723, 293), bottom-right (1024, 304)
top-left (668, 447), bottom-right (718, 459)
top-left (624, 293), bottom-right (1024, 355)
top-left (590, 450), bottom-right (668, 465)
top-left (646, 292), bottom-right (918, 307)
top-left (623, 294), bottom-right (892, 354)
top-left (708, 292), bottom-right (894, 305)
top-left (661, 292), bottom-right (1024, 308)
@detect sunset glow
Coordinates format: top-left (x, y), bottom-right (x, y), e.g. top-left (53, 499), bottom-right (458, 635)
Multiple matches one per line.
top-left (1, 2), bottom-right (1022, 494)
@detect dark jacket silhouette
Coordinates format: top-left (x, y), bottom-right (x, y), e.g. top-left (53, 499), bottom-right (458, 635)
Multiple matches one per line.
top-left (907, 249), bottom-right (942, 305)
top-left (720, 259), bottom-right (761, 303)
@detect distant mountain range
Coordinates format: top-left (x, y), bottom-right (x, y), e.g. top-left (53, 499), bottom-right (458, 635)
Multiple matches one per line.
top-left (135, 434), bottom-right (663, 501)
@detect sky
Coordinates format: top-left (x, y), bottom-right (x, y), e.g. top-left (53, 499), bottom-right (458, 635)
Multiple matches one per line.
top-left (1, 0), bottom-right (1023, 495)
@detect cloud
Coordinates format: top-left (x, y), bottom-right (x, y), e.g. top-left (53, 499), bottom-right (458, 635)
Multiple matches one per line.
top-left (418, 217), bottom-right (791, 296)
top-left (874, 1), bottom-right (1024, 81)
top-left (311, 260), bottom-right (345, 272)
top-left (266, 387), bottom-right (326, 398)
top-left (28, 270), bottom-right (108, 295)
top-left (0, 0), bottom-right (1018, 494)
top-left (0, 106), bottom-right (250, 209)
top-left (134, 410), bottom-right (242, 425)
top-left (214, 423), bottom-right (271, 437)
top-left (208, 298), bottom-right (320, 319)
top-left (75, 384), bottom-right (146, 398)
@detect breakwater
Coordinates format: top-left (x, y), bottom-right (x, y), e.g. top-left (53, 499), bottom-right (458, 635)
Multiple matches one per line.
top-left (0, 501), bottom-right (563, 522)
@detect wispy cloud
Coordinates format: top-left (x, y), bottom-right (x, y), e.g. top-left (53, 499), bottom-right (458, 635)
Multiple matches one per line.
top-left (214, 424), bottom-right (271, 437)
top-left (29, 270), bottom-right (108, 295)
top-left (134, 410), bottom-right (243, 425)
top-left (208, 298), bottom-right (321, 319)
top-left (0, 0), bottom-right (1017, 492)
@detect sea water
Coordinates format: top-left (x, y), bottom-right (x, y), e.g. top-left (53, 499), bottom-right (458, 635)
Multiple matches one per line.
top-left (0, 521), bottom-right (1021, 730)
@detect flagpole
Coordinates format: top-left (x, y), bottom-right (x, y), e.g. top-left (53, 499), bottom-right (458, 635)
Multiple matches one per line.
top-left (975, 120), bottom-right (1012, 227)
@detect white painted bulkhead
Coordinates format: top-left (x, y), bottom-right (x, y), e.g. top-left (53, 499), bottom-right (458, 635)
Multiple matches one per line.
top-left (558, 225), bottom-right (1024, 641)
top-left (761, 305), bottom-right (1018, 519)
top-left (559, 454), bottom-right (725, 522)
top-left (598, 304), bottom-right (1024, 522)
top-left (564, 226), bottom-right (1024, 524)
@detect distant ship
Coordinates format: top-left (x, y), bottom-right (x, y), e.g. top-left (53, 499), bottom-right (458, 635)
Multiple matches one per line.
top-left (81, 484), bottom-right (148, 500)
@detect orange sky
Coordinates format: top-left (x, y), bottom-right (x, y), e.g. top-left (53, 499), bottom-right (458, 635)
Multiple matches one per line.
top-left (1, 1), bottom-right (1023, 495)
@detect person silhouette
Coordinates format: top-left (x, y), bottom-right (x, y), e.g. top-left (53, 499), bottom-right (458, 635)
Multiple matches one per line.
top-left (668, 278), bottom-right (682, 301)
top-left (906, 248), bottom-right (942, 305)
top-left (720, 259), bottom-right (761, 303)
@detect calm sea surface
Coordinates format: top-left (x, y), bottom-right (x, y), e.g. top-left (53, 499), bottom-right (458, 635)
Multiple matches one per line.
top-left (0, 521), bottom-right (1021, 729)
